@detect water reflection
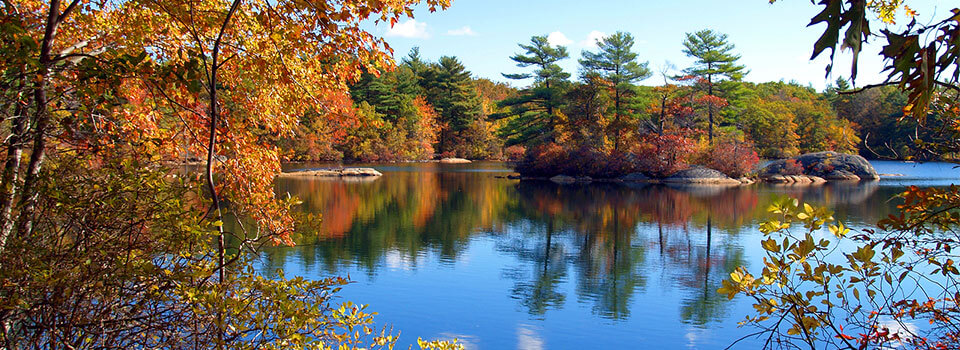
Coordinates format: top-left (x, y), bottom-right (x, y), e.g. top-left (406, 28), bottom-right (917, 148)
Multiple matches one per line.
top-left (260, 163), bottom-right (913, 348)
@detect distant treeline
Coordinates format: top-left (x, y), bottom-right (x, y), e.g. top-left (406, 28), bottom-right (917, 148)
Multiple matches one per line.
top-left (277, 30), bottom-right (940, 163)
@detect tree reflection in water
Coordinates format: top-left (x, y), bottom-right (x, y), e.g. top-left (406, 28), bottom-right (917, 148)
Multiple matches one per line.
top-left (261, 164), bottom-right (899, 326)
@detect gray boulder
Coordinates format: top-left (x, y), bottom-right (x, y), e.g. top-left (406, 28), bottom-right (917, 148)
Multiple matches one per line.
top-left (279, 167), bottom-right (382, 178)
top-left (663, 166), bottom-right (741, 185)
top-left (761, 152), bottom-right (878, 181)
top-left (822, 169), bottom-right (860, 181)
top-left (439, 157), bottom-right (471, 164)
top-left (549, 175), bottom-right (577, 184)
top-left (341, 168), bottom-right (383, 177)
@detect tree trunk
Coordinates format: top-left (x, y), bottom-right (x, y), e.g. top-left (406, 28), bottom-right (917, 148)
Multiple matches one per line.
top-left (658, 94), bottom-right (666, 136)
top-left (545, 80), bottom-right (554, 143)
top-left (0, 85), bottom-right (29, 252)
top-left (614, 89), bottom-right (621, 152)
top-left (707, 73), bottom-right (714, 143)
top-left (16, 0), bottom-right (72, 237)
top-left (208, 2), bottom-right (242, 348)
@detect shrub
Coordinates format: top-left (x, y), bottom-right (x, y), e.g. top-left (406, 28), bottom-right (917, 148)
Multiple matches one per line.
top-left (564, 147), bottom-right (636, 179)
top-left (515, 143), bottom-right (568, 177)
top-left (504, 145), bottom-right (527, 162)
top-left (631, 133), bottom-right (698, 178)
top-left (514, 143), bottom-right (637, 178)
top-left (702, 140), bottom-right (760, 178)
top-left (809, 160), bottom-right (835, 175)
top-left (782, 158), bottom-right (804, 175)
top-left (722, 197), bottom-right (960, 350)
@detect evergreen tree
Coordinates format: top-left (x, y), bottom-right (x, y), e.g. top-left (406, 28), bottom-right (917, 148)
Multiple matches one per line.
top-left (497, 35), bottom-right (571, 144)
top-left (400, 47), bottom-right (428, 95)
top-left (420, 56), bottom-right (484, 155)
top-left (350, 72), bottom-right (403, 117)
top-left (579, 31), bottom-right (652, 151)
top-left (681, 29), bottom-right (746, 142)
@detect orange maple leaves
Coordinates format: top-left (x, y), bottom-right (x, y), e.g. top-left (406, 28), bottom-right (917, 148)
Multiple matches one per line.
top-left (12, 0), bottom-right (451, 245)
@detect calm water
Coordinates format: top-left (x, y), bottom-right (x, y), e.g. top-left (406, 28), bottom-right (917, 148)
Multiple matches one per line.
top-left (258, 161), bottom-right (960, 349)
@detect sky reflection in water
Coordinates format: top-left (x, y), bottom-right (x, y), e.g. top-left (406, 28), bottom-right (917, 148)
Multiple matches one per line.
top-left (256, 161), bottom-right (959, 349)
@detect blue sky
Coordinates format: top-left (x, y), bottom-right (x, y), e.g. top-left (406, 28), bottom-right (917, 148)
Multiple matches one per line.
top-left (368, 0), bottom-right (947, 91)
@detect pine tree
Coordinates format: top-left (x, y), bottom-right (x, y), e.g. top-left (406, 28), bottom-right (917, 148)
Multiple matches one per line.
top-left (579, 31), bottom-right (652, 151)
top-left (497, 35), bottom-right (571, 144)
top-left (350, 72), bottom-right (403, 117)
top-left (681, 29), bottom-right (746, 143)
top-left (420, 56), bottom-right (483, 155)
top-left (401, 47), bottom-right (429, 94)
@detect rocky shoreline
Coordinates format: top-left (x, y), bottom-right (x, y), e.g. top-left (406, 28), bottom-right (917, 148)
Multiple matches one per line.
top-left (510, 151), bottom-right (881, 186)
top-left (278, 167), bottom-right (383, 178)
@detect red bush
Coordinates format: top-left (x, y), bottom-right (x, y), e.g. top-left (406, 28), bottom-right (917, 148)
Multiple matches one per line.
top-left (631, 133), bottom-right (698, 178)
top-left (782, 159), bottom-right (804, 175)
top-left (504, 145), bottom-right (527, 162)
top-left (514, 143), bottom-right (637, 178)
top-left (809, 161), bottom-right (835, 174)
top-left (702, 140), bottom-right (760, 178)
top-left (515, 143), bottom-right (568, 177)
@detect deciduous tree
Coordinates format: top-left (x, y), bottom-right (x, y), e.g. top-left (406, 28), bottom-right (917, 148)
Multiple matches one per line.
top-left (722, 2), bottom-right (960, 349)
top-left (0, 0), bottom-right (465, 348)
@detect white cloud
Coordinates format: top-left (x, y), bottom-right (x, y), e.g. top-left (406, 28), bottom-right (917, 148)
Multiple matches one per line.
top-left (516, 324), bottom-right (544, 350)
top-left (386, 19), bottom-right (430, 39)
top-left (446, 26), bottom-right (477, 36)
top-left (384, 250), bottom-right (413, 271)
top-left (547, 31), bottom-right (573, 47)
top-left (581, 30), bottom-right (607, 49)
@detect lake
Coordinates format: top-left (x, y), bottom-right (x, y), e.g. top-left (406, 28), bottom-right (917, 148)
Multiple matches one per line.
top-left (259, 161), bottom-right (960, 349)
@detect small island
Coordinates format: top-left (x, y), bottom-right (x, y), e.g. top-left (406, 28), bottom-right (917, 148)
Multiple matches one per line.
top-left (514, 150), bottom-right (879, 186)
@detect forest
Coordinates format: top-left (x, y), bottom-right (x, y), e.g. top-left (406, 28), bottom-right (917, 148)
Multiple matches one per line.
top-left (277, 29), bottom-right (936, 174)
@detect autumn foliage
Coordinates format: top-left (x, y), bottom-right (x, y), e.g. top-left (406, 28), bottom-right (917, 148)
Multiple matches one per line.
top-left (0, 0), bottom-right (469, 349)
top-left (631, 132), bottom-right (699, 178)
top-left (515, 143), bottom-right (635, 178)
top-left (698, 139), bottom-right (760, 178)
top-left (515, 130), bottom-right (723, 179)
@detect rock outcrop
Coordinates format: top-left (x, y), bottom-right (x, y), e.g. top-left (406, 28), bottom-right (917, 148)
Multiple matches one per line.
top-left (279, 167), bottom-right (383, 178)
top-left (663, 166), bottom-right (742, 185)
top-left (760, 152), bottom-right (878, 182)
top-left (549, 175), bottom-right (576, 184)
top-left (439, 158), bottom-right (472, 164)
top-left (763, 174), bottom-right (827, 185)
